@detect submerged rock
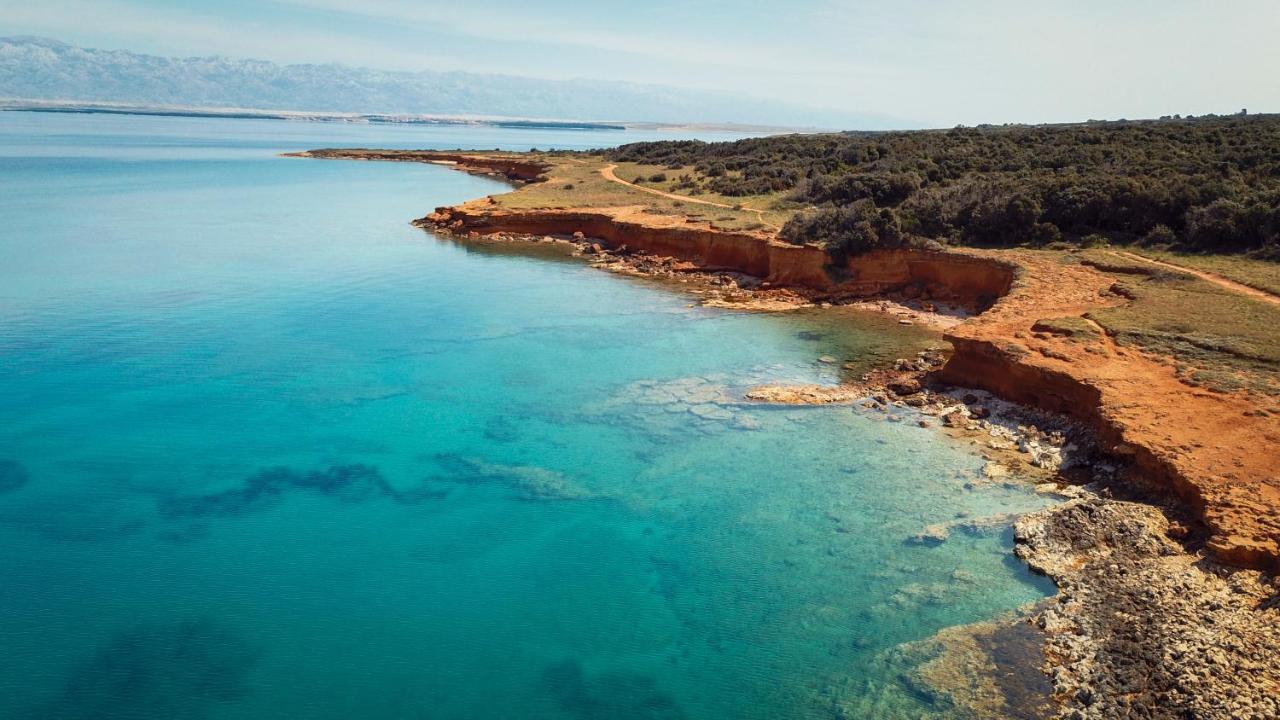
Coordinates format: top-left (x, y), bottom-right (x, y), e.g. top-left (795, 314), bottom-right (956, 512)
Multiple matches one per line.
top-left (0, 460), bottom-right (29, 495)
top-left (432, 454), bottom-right (594, 502)
top-left (38, 618), bottom-right (258, 719)
top-left (743, 384), bottom-right (861, 405)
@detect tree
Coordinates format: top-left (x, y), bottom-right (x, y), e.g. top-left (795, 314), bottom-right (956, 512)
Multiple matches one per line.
top-left (780, 200), bottom-right (906, 263)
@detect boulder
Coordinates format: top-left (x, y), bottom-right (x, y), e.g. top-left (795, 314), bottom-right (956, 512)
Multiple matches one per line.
top-left (888, 378), bottom-right (922, 396)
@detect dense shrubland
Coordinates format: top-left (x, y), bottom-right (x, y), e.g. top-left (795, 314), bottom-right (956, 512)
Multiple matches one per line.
top-left (607, 115), bottom-right (1280, 258)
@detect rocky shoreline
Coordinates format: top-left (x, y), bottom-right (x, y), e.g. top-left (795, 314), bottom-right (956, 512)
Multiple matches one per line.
top-left (423, 221), bottom-right (1280, 720)
top-left (1015, 497), bottom-right (1280, 720)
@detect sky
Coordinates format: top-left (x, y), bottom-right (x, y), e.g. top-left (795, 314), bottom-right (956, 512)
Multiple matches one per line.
top-left (3, 0), bottom-right (1277, 127)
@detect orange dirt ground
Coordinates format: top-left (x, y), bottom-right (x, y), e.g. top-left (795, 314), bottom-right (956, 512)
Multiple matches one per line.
top-left (941, 250), bottom-right (1280, 569)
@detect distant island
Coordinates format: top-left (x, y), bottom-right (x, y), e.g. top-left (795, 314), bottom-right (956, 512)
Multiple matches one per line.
top-left (0, 98), bottom-right (818, 135)
top-left (0, 100), bottom-right (627, 131)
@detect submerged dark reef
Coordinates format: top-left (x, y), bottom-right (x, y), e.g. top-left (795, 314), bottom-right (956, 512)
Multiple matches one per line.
top-left (0, 456), bottom-right (596, 545)
top-left (0, 459), bottom-right (29, 494)
top-left (430, 453), bottom-right (595, 501)
top-left (159, 456), bottom-right (594, 521)
top-left (543, 658), bottom-right (687, 720)
top-left (158, 463), bottom-right (447, 520)
top-left (38, 618), bottom-right (258, 720)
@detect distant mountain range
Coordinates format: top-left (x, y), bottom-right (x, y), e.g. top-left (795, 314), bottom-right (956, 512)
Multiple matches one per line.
top-left (0, 36), bottom-right (902, 129)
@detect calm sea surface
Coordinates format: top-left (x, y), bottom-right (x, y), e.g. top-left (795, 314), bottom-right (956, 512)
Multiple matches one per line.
top-left (0, 112), bottom-right (1052, 719)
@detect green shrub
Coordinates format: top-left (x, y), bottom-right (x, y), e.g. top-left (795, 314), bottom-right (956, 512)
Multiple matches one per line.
top-left (1143, 224), bottom-right (1178, 245)
top-left (780, 200), bottom-right (906, 263)
top-left (606, 115), bottom-right (1280, 255)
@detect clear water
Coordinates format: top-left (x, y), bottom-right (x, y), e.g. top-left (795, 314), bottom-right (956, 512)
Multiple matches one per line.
top-left (0, 113), bottom-right (1053, 719)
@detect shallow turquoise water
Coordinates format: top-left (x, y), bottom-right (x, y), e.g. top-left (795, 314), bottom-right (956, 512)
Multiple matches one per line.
top-left (0, 113), bottom-right (1052, 719)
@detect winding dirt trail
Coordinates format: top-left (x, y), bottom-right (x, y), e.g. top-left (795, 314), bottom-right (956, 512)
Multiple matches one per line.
top-left (600, 164), bottom-right (776, 229)
top-left (1107, 250), bottom-right (1280, 306)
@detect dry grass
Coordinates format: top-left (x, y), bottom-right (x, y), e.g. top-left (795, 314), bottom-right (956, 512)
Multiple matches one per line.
top-left (479, 154), bottom-right (792, 232)
top-left (1126, 248), bottom-right (1280, 296)
top-left (1072, 250), bottom-right (1280, 396)
top-left (608, 161), bottom-right (795, 227)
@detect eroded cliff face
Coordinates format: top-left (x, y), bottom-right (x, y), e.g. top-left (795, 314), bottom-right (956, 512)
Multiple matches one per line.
top-left (426, 202), bottom-right (833, 287)
top-left (422, 200), bottom-right (1279, 570)
top-left (939, 253), bottom-right (1280, 571)
top-left (843, 250), bottom-right (1016, 304)
top-left (425, 203), bottom-right (1020, 302)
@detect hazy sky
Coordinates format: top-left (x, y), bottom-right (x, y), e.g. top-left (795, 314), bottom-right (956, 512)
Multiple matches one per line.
top-left (4, 0), bottom-right (1277, 127)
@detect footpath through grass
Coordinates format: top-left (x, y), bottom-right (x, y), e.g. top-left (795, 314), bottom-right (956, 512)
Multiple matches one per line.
top-left (1124, 249), bottom-right (1280, 297)
top-left (1074, 250), bottom-right (1280, 398)
top-left (489, 153), bottom-right (778, 233)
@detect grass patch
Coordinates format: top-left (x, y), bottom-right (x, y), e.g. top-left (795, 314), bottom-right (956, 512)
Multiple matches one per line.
top-left (1127, 249), bottom-right (1280, 296)
top-left (608, 160), bottom-right (793, 228)
top-left (1080, 261), bottom-right (1280, 396)
top-left (478, 154), bottom-right (779, 232)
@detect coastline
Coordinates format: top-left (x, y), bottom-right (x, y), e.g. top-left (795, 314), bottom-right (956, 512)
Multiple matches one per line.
top-left (292, 148), bottom-right (1280, 718)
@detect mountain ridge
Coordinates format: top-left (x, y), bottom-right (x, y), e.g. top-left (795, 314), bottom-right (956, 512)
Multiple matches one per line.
top-left (0, 36), bottom-right (905, 128)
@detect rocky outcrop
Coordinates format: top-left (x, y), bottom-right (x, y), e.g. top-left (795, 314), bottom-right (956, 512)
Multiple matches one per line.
top-left (1015, 498), bottom-right (1280, 720)
top-left (843, 249), bottom-right (1016, 306)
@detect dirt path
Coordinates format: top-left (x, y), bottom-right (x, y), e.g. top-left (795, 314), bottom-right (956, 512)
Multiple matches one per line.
top-left (600, 164), bottom-right (776, 229)
top-left (1107, 250), bottom-right (1280, 306)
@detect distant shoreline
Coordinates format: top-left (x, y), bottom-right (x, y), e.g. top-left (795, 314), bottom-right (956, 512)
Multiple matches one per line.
top-left (1, 101), bottom-right (624, 131)
top-left (0, 99), bottom-right (810, 135)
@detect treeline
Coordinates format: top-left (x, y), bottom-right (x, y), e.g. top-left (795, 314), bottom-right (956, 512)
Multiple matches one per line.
top-left (607, 116), bottom-right (1280, 258)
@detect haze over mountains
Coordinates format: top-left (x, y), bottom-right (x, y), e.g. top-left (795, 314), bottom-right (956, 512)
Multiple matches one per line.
top-left (0, 36), bottom-right (901, 128)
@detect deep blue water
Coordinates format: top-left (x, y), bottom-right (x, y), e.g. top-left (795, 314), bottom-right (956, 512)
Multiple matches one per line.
top-left (0, 112), bottom-right (1052, 719)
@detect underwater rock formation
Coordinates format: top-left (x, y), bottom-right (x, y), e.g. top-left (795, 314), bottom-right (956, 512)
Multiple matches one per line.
top-left (430, 454), bottom-right (594, 501)
top-left (159, 463), bottom-right (445, 519)
top-left (0, 459), bottom-right (29, 494)
top-left (38, 618), bottom-right (258, 720)
top-left (542, 658), bottom-right (687, 720)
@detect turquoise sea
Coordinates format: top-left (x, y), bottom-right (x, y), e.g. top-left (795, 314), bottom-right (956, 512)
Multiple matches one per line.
top-left (0, 112), bottom-right (1053, 719)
